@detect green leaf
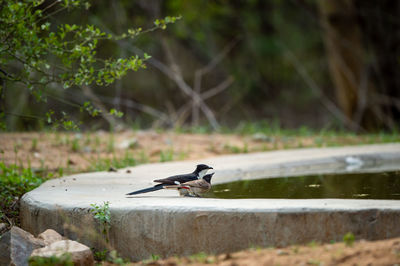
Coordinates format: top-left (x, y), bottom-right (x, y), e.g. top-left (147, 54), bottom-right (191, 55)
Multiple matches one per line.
top-left (109, 108), bottom-right (124, 118)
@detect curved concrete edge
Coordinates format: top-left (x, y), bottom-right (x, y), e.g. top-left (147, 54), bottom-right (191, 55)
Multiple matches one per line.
top-left (21, 197), bottom-right (400, 260)
top-left (20, 143), bottom-right (400, 261)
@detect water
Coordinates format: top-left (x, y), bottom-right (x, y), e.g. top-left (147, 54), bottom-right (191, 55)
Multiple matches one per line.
top-left (207, 171), bottom-right (400, 199)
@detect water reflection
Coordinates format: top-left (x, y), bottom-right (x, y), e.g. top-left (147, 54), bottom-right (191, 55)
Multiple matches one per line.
top-left (206, 171), bottom-right (400, 199)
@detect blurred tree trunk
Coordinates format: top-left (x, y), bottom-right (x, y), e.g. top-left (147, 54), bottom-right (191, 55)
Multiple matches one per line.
top-left (318, 0), bottom-right (400, 130)
top-left (318, 0), bottom-right (372, 130)
top-left (355, 0), bottom-right (400, 130)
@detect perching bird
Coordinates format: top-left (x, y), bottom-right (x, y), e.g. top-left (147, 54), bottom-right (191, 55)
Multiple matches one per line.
top-left (125, 164), bottom-right (213, 196)
top-left (165, 172), bottom-right (214, 197)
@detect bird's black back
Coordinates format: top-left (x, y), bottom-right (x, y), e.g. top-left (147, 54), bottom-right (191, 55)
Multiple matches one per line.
top-left (153, 172), bottom-right (198, 185)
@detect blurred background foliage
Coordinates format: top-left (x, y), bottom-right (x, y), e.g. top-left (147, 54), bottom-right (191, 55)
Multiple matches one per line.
top-left (1, 0), bottom-right (399, 132)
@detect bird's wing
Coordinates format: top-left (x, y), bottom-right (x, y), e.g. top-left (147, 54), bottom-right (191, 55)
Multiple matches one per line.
top-left (164, 179), bottom-right (204, 189)
top-left (181, 179), bottom-right (210, 189)
top-left (196, 180), bottom-right (211, 189)
top-left (154, 173), bottom-right (197, 184)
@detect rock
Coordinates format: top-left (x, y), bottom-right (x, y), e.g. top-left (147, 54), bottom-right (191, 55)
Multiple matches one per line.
top-left (67, 158), bottom-right (76, 165)
top-left (37, 229), bottom-right (63, 246)
top-left (0, 226), bottom-right (45, 266)
top-left (108, 166), bottom-right (118, 172)
top-left (11, 227), bottom-right (45, 266)
top-left (83, 146), bottom-right (92, 153)
top-left (30, 240), bottom-right (94, 266)
top-left (276, 249), bottom-right (289, 256)
top-left (0, 223), bottom-right (8, 234)
top-left (252, 133), bottom-right (273, 142)
top-left (117, 138), bottom-right (139, 149)
top-left (0, 230), bottom-right (11, 266)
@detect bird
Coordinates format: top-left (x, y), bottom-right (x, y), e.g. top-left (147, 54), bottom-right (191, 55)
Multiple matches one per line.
top-left (125, 164), bottom-right (213, 196)
top-left (165, 172), bottom-right (214, 197)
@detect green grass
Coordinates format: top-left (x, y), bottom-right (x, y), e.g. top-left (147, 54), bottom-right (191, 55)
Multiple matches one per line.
top-left (142, 254), bottom-right (161, 264)
top-left (168, 121), bottom-right (399, 149)
top-left (71, 138), bottom-right (81, 152)
top-left (107, 135), bottom-right (115, 153)
top-left (188, 252), bottom-right (215, 263)
top-left (30, 138), bottom-right (38, 151)
top-left (223, 143), bottom-right (249, 154)
top-left (29, 253), bottom-right (73, 266)
top-left (159, 149), bottom-right (174, 162)
top-left (343, 232), bottom-right (355, 247)
top-left (0, 162), bottom-right (51, 225)
top-left (88, 151), bottom-right (147, 172)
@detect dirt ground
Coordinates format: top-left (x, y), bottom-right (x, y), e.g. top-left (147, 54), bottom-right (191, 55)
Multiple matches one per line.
top-left (1, 131), bottom-right (400, 265)
top-left (0, 130), bottom-right (394, 175)
top-left (132, 237), bottom-right (400, 266)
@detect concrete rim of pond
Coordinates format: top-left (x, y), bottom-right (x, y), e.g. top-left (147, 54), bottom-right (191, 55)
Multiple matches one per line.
top-left (21, 143), bottom-right (400, 261)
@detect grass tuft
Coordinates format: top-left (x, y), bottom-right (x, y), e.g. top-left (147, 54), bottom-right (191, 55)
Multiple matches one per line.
top-left (0, 162), bottom-right (50, 225)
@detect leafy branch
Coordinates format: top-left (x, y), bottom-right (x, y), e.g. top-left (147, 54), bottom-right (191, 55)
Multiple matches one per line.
top-left (0, 0), bottom-right (181, 130)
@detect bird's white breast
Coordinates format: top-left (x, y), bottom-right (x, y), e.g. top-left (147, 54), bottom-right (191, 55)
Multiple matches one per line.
top-left (198, 169), bottom-right (209, 179)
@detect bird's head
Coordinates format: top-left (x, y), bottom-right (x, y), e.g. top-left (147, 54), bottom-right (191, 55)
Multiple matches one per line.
top-left (203, 172), bottom-right (214, 184)
top-left (194, 164), bottom-right (213, 178)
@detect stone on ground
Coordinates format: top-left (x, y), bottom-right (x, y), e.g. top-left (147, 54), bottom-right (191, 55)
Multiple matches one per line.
top-left (37, 229), bottom-right (63, 246)
top-left (30, 240), bottom-right (94, 266)
top-left (0, 223), bottom-right (8, 235)
top-left (0, 229), bottom-right (11, 266)
top-left (0, 226), bottom-right (45, 266)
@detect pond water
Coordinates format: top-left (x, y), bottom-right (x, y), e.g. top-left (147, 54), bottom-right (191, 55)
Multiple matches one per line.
top-left (207, 171), bottom-right (400, 199)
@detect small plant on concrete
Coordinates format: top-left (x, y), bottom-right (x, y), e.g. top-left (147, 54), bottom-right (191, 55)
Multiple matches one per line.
top-left (90, 201), bottom-right (111, 243)
top-left (343, 232), bottom-right (355, 247)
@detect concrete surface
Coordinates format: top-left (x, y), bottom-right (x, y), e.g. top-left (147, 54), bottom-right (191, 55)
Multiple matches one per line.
top-left (20, 143), bottom-right (400, 261)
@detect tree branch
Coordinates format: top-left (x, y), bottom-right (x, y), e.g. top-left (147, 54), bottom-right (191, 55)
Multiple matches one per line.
top-left (120, 42), bottom-right (221, 130)
top-left (81, 85), bottom-right (123, 130)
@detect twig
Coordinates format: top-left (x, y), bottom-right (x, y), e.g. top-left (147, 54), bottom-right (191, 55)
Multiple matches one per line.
top-left (192, 70), bottom-right (202, 126)
top-left (201, 76), bottom-right (234, 100)
top-left (81, 85), bottom-right (123, 130)
top-left (197, 36), bottom-right (240, 76)
top-left (190, 38), bottom-right (239, 126)
top-left (374, 93), bottom-right (400, 111)
top-left (50, 84), bottom-right (171, 126)
top-left (121, 42), bottom-right (221, 129)
top-left (353, 65), bottom-right (369, 127)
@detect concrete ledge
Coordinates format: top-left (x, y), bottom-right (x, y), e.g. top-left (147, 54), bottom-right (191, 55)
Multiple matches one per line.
top-left (20, 143), bottom-right (400, 261)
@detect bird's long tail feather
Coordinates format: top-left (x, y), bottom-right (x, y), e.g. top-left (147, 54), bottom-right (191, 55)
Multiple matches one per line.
top-left (126, 184), bottom-right (164, 195)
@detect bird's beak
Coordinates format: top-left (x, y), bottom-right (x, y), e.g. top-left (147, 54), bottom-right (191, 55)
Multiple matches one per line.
top-left (209, 167), bottom-right (213, 169)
